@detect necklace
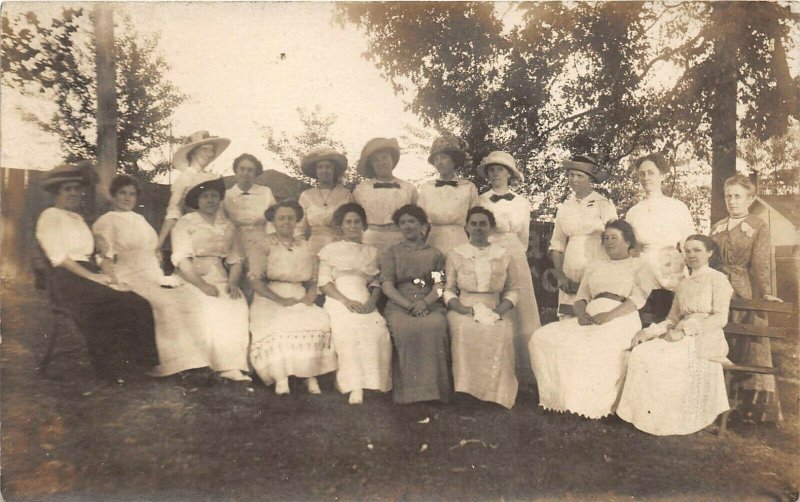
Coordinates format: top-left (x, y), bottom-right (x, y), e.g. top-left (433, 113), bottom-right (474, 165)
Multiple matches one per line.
top-left (275, 236), bottom-right (295, 251)
top-left (317, 186), bottom-right (334, 207)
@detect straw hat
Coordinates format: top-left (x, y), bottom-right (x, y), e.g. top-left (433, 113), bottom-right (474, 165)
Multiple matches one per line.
top-left (300, 147), bottom-right (348, 179)
top-left (173, 131), bottom-right (231, 171)
top-left (476, 151), bottom-right (524, 183)
top-left (40, 160), bottom-right (97, 192)
top-left (563, 153), bottom-right (609, 183)
top-left (184, 175), bottom-right (226, 210)
top-left (356, 137), bottom-right (400, 178)
top-left (428, 135), bottom-right (468, 166)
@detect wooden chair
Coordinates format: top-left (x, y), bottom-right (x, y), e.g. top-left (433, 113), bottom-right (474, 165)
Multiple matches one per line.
top-left (718, 299), bottom-right (798, 434)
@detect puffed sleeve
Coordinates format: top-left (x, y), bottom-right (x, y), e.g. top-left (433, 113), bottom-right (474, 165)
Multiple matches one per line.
top-left (502, 257), bottom-right (520, 306)
top-left (678, 202), bottom-right (696, 247)
top-left (468, 183), bottom-right (479, 209)
top-left (750, 219), bottom-right (773, 297)
top-left (317, 245), bottom-right (334, 288)
top-left (629, 260), bottom-right (656, 309)
top-left (600, 197), bottom-right (618, 223)
top-left (36, 210), bottom-right (69, 266)
top-left (684, 272), bottom-right (734, 336)
top-left (170, 217), bottom-right (194, 266)
top-left (92, 214), bottom-right (116, 260)
top-left (443, 250), bottom-right (460, 305)
top-left (516, 198), bottom-right (531, 250)
top-left (548, 207), bottom-right (568, 254)
top-left (248, 238), bottom-right (271, 281)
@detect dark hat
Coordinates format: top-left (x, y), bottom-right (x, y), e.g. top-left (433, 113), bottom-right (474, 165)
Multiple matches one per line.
top-left (428, 135), bottom-right (468, 166)
top-left (357, 137), bottom-right (401, 178)
top-left (563, 153), bottom-right (609, 183)
top-left (184, 175), bottom-right (226, 210)
top-left (40, 160), bottom-right (97, 191)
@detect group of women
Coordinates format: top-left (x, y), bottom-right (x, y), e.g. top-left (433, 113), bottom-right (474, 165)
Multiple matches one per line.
top-left (35, 130), bottom-right (783, 436)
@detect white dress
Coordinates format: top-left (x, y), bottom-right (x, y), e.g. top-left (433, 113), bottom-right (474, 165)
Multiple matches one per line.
top-left (478, 189), bottom-right (541, 384)
top-left (352, 178), bottom-right (418, 256)
top-left (418, 178), bottom-right (478, 256)
top-left (318, 240), bottom-right (392, 393)
top-left (171, 211), bottom-right (250, 374)
top-left (617, 266), bottom-right (733, 435)
top-left (530, 258), bottom-right (655, 418)
top-left (549, 191), bottom-right (617, 309)
top-left (93, 211), bottom-right (210, 376)
top-left (295, 185), bottom-right (352, 255)
top-left (626, 195), bottom-right (695, 290)
top-left (248, 235), bottom-right (337, 384)
top-left (223, 183), bottom-right (276, 259)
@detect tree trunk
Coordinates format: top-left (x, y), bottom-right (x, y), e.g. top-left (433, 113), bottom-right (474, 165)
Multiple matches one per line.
top-left (94, 4), bottom-right (117, 215)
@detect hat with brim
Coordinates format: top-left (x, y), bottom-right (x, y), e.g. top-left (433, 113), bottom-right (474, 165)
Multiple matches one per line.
top-left (428, 135), bottom-right (467, 166)
top-left (300, 147), bottom-right (348, 179)
top-left (476, 151), bottom-right (524, 183)
top-left (563, 154), bottom-right (608, 183)
top-left (173, 130), bottom-right (231, 171)
top-left (357, 137), bottom-right (401, 178)
top-left (184, 175), bottom-right (226, 210)
top-left (40, 160), bottom-right (97, 191)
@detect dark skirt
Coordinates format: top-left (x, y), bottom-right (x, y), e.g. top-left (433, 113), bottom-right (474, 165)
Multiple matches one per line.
top-left (52, 263), bottom-right (158, 378)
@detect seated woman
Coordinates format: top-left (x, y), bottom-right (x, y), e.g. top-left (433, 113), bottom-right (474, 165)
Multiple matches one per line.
top-left (35, 162), bottom-right (158, 381)
top-left (248, 199), bottom-right (337, 395)
top-left (444, 206), bottom-right (519, 409)
top-left (318, 203), bottom-right (392, 404)
top-left (93, 175), bottom-right (209, 378)
top-left (381, 205), bottom-right (451, 404)
top-left (617, 235), bottom-right (733, 435)
top-left (171, 175), bottom-right (251, 383)
top-left (530, 220), bottom-right (655, 419)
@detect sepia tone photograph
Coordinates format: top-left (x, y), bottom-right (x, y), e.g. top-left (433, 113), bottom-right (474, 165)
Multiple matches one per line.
top-left (1, 1), bottom-right (798, 500)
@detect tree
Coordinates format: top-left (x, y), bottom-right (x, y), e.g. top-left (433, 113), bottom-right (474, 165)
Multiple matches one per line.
top-left (2, 8), bottom-right (187, 181)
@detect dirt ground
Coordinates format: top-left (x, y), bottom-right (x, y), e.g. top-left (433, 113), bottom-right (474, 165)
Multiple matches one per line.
top-left (1, 281), bottom-right (798, 501)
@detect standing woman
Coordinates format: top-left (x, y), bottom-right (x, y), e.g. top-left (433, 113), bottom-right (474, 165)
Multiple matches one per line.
top-left (249, 199), bottom-right (337, 395)
top-left (318, 203), bottom-right (392, 404)
top-left (352, 137), bottom-right (418, 256)
top-left (417, 135), bottom-right (479, 256)
top-left (381, 205), bottom-right (451, 404)
top-left (295, 147), bottom-right (352, 255)
top-left (35, 162), bottom-right (158, 381)
top-left (445, 207), bottom-right (520, 409)
top-left (548, 154), bottom-right (617, 316)
top-left (171, 175), bottom-right (251, 383)
top-left (223, 153), bottom-right (276, 259)
top-left (711, 174), bottom-right (784, 423)
top-left (93, 175), bottom-right (209, 377)
top-left (626, 153), bottom-right (695, 319)
top-left (476, 151), bottom-right (540, 384)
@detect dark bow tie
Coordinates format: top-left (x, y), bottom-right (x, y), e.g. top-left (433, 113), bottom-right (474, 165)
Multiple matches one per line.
top-left (435, 180), bottom-right (458, 187)
top-left (490, 193), bottom-right (515, 203)
top-left (241, 191), bottom-right (250, 195)
top-left (373, 182), bottom-right (400, 189)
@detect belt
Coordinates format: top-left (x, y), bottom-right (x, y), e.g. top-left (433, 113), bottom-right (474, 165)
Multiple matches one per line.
top-left (594, 292), bottom-right (627, 303)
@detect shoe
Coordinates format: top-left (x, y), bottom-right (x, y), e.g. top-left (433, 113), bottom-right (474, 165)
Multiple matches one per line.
top-left (275, 379), bottom-right (290, 395)
top-left (348, 389), bottom-right (363, 405)
top-left (306, 377), bottom-right (321, 395)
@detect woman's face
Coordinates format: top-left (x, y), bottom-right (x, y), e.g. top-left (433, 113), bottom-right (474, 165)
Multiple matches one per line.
top-left (568, 169), bottom-right (593, 195)
top-left (197, 189), bottom-right (221, 216)
top-left (724, 184), bottom-right (754, 218)
top-left (487, 164), bottom-right (510, 188)
top-left (432, 152), bottom-right (456, 179)
top-left (54, 181), bottom-right (83, 211)
top-left (684, 239), bottom-right (712, 271)
top-left (315, 160), bottom-right (336, 186)
top-left (234, 158), bottom-right (258, 188)
top-left (112, 184), bottom-right (138, 212)
top-left (398, 213), bottom-right (424, 242)
top-left (190, 144), bottom-right (216, 168)
top-left (636, 160), bottom-right (664, 194)
top-left (273, 206), bottom-right (298, 238)
top-left (369, 151), bottom-right (395, 179)
top-left (340, 211), bottom-right (365, 241)
top-left (602, 227), bottom-right (630, 260)
top-left (466, 212), bottom-right (492, 244)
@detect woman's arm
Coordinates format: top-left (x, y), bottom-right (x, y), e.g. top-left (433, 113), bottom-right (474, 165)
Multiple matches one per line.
top-left (443, 251), bottom-right (470, 315)
top-left (591, 298), bottom-right (638, 325)
top-left (177, 258), bottom-right (218, 297)
top-left (59, 258), bottom-right (112, 285)
top-left (382, 279), bottom-right (412, 310)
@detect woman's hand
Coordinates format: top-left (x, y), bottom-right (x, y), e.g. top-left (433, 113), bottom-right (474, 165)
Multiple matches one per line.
top-left (300, 293), bottom-right (317, 306)
top-left (342, 298), bottom-right (364, 313)
top-left (280, 297), bottom-right (300, 307)
top-left (90, 273), bottom-right (113, 286)
top-left (577, 313), bottom-right (594, 326)
top-left (664, 329), bottom-right (685, 342)
top-left (555, 271), bottom-right (573, 293)
top-left (590, 311), bottom-right (615, 325)
top-left (360, 298), bottom-right (377, 314)
top-left (763, 294), bottom-right (784, 303)
top-left (630, 330), bottom-right (654, 349)
top-left (200, 282), bottom-right (220, 297)
top-left (409, 299), bottom-right (428, 316)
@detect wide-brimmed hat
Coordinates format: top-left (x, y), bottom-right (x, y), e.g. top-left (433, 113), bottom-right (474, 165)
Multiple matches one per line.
top-left (357, 137), bottom-right (401, 178)
top-left (173, 131), bottom-right (231, 171)
top-left (428, 135), bottom-right (468, 166)
top-left (476, 151), bottom-right (524, 183)
top-left (563, 153), bottom-right (608, 183)
top-left (184, 175), bottom-right (226, 210)
top-left (300, 147), bottom-right (348, 179)
top-left (40, 160), bottom-right (97, 191)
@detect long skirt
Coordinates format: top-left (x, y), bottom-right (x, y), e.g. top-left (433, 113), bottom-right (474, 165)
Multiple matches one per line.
top-left (51, 264), bottom-right (158, 377)
top-left (617, 336), bottom-right (730, 435)
top-left (530, 297), bottom-right (640, 418)
top-left (427, 224), bottom-right (468, 257)
top-left (385, 300), bottom-right (451, 404)
top-left (325, 275), bottom-right (392, 393)
top-left (449, 292), bottom-right (517, 409)
top-left (249, 281), bottom-right (337, 384)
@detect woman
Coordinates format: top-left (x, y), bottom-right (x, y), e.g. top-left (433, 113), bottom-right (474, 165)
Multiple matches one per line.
top-left (530, 220), bottom-right (655, 419)
top-left (295, 147), bottom-right (353, 255)
top-left (476, 151), bottom-right (540, 384)
top-left (548, 154), bottom-right (617, 316)
top-left (93, 175), bottom-right (210, 377)
top-left (381, 205), bottom-right (451, 404)
top-left (352, 137), bottom-right (418, 256)
top-left (626, 153), bottom-right (696, 318)
top-left (157, 130), bottom-right (230, 249)
top-left (249, 199), bottom-right (337, 395)
top-left (318, 203), bottom-right (392, 404)
top-left (222, 153), bottom-right (276, 259)
top-left (417, 135), bottom-right (479, 255)
top-left (445, 207), bottom-right (520, 409)
top-left (35, 162), bottom-right (158, 381)
top-left (711, 174), bottom-right (784, 423)
top-left (171, 175), bottom-right (251, 383)
top-left (618, 235), bottom-right (733, 435)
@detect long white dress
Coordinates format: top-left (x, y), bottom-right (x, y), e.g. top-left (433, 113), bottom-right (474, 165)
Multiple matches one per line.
top-left (478, 189), bottom-right (541, 384)
top-left (352, 178), bottom-right (418, 256)
top-left (248, 235), bottom-right (337, 384)
top-left (93, 211), bottom-right (210, 376)
top-left (530, 257), bottom-right (655, 418)
top-left (295, 185), bottom-right (352, 255)
top-left (418, 178), bottom-right (478, 256)
top-left (318, 240), bottom-right (392, 394)
top-left (171, 211), bottom-right (250, 374)
top-left (617, 266), bottom-right (733, 435)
